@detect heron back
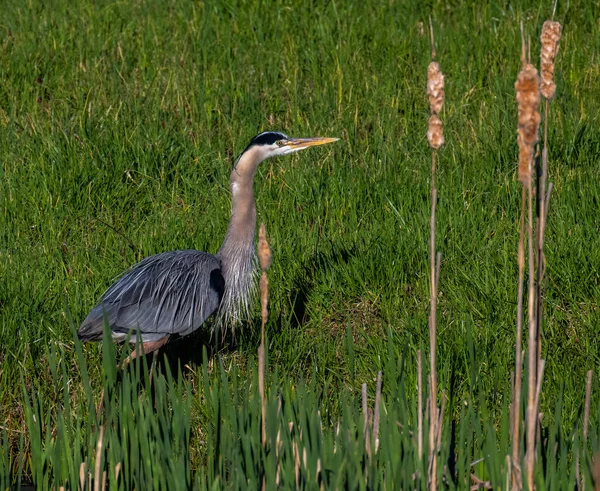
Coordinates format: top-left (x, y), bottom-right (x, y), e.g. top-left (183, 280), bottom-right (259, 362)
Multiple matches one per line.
top-left (78, 250), bottom-right (224, 343)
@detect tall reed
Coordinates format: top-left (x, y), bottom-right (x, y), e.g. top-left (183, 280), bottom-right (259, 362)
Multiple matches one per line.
top-left (258, 222), bottom-right (272, 448)
top-left (511, 16), bottom-right (562, 489)
top-left (426, 19), bottom-right (445, 490)
top-left (536, 19), bottom-right (562, 367)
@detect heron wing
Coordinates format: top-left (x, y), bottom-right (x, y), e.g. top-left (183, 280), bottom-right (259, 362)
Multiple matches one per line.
top-left (78, 250), bottom-right (224, 342)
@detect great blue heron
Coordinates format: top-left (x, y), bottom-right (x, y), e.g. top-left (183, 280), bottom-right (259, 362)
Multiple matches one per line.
top-left (78, 131), bottom-right (338, 360)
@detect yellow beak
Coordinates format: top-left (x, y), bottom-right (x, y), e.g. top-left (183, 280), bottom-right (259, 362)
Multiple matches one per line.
top-left (284, 137), bottom-right (339, 150)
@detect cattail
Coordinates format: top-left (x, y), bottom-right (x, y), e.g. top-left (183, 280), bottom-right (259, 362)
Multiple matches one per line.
top-left (425, 28), bottom-right (444, 489)
top-left (515, 63), bottom-right (541, 186)
top-left (427, 114), bottom-right (444, 149)
top-left (540, 21), bottom-right (562, 100)
top-left (258, 223), bottom-right (271, 325)
top-left (258, 223), bottom-right (271, 271)
top-left (427, 62), bottom-right (445, 150)
top-left (257, 223), bottom-right (271, 447)
top-left (427, 62), bottom-right (445, 114)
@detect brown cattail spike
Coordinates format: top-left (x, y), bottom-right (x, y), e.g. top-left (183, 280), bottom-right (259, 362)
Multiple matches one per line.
top-left (260, 274), bottom-right (269, 326)
top-left (427, 61), bottom-right (445, 150)
top-left (427, 114), bottom-right (444, 149)
top-left (258, 223), bottom-right (271, 328)
top-left (515, 64), bottom-right (541, 186)
top-left (540, 21), bottom-right (562, 100)
top-left (427, 62), bottom-right (445, 115)
top-left (258, 223), bottom-right (272, 271)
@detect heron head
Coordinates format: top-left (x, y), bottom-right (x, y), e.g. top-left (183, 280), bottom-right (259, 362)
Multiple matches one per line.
top-left (237, 131), bottom-right (339, 165)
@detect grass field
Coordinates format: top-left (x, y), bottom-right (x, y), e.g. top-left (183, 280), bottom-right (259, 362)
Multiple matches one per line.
top-left (1, 0), bottom-right (600, 488)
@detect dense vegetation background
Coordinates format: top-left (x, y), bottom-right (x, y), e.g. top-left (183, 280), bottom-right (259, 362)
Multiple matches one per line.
top-left (1, 0), bottom-right (599, 487)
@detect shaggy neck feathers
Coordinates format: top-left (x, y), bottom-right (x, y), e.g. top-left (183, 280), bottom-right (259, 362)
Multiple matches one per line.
top-left (215, 146), bottom-right (262, 328)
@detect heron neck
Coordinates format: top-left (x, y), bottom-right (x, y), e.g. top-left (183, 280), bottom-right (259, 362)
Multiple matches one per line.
top-left (215, 149), bottom-right (261, 327)
top-left (218, 179), bottom-right (257, 259)
top-left (217, 147), bottom-right (261, 260)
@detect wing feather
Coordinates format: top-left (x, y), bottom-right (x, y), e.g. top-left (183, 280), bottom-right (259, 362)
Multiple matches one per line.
top-left (78, 251), bottom-right (224, 343)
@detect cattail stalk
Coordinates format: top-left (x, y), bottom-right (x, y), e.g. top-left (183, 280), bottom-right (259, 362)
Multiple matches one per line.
top-left (79, 462), bottom-right (86, 490)
top-left (515, 30), bottom-right (543, 490)
top-left (93, 425), bottom-right (104, 491)
top-left (514, 28), bottom-right (544, 490)
top-left (511, 188), bottom-right (526, 490)
top-left (362, 383), bottom-right (371, 460)
top-left (373, 371), bottom-right (382, 453)
top-left (583, 370), bottom-right (593, 447)
top-left (428, 186), bottom-right (439, 490)
top-left (525, 146), bottom-right (537, 491)
top-left (426, 20), bottom-right (444, 490)
top-left (578, 370), bottom-right (593, 490)
top-left (417, 349), bottom-right (423, 461)
top-left (258, 223), bottom-right (271, 447)
top-left (536, 20), bottom-right (561, 381)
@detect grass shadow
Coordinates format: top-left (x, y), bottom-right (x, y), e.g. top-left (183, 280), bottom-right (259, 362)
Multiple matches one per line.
top-left (283, 239), bottom-right (359, 330)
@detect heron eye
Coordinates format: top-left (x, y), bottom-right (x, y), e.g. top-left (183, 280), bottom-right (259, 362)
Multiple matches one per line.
top-left (276, 140), bottom-right (285, 147)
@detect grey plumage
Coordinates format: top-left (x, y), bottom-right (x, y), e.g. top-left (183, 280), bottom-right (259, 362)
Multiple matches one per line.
top-left (78, 251), bottom-right (224, 342)
top-left (78, 131), bottom-right (338, 350)
top-left (216, 232), bottom-right (258, 330)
